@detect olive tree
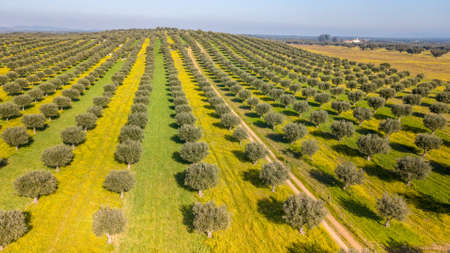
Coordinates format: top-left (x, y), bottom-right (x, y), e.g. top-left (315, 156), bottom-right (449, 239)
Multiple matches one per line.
top-left (126, 112), bottom-right (148, 129)
top-left (264, 112), bottom-right (284, 129)
top-left (115, 141), bottom-right (142, 169)
top-left (414, 134), bottom-right (442, 156)
top-left (27, 88), bottom-right (44, 102)
top-left (402, 94), bottom-right (421, 105)
top-left (13, 95), bottom-right (32, 110)
top-left (87, 106), bottom-right (103, 118)
top-left (178, 124), bottom-right (202, 143)
top-left (301, 139), bottom-right (318, 158)
top-left (184, 162), bottom-right (219, 197)
top-left (335, 162), bottom-right (364, 190)
top-left (377, 192), bottom-right (409, 227)
top-left (283, 123), bottom-right (307, 143)
top-left (395, 156), bottom-right (431, 185)
top-left (357, 134), bottom-right (390, 160)
top-left (0, 210), bottom-right (28, 251)
top-left (255, 103), bottom-right (271, 118)
top-left (378, 88), bottom-right (396, 101)
top-left (61, 126), bottom-right (86, 149)
top-left (353, 107), bottom-right (372, 125)
top-left (221, 113), bottom-right (240, 130)
top-left (367, 96), bottom-right (385, 112)
top-left (93, 96), bottom-right (110, 108)
top-left (192, 201), bottom-right (230, 238)
top-left (246, 97), bottom-right (259, 109)
top-left (280, 94), bottom-right (295, 108)
top-left (119, 125), bottom-right (144, 143)
top-left (76, 113), bottom-right (98, 131)
top-left (391, 104), bottom-right (412, 120)
top-left (22, 114), bottom-right (46, 134)
top-left (314, 93), bottom-right (331, 105)
top-left (259, 162), bottom-right (290, 192)
top-left (62, 88), bottom-right (80, 101)
top-left (429, 102), bottom-right (448, 114)
top-left (41, 144), bottom-right (73, 171)
top-left (283, 194), bottom-right (326, 234)
top-left (0, 103), bottom-right (20, 121)
top-left (331, 101), bottom-right (351, 114)
top-left (245, 142), bottom-right (266, 164)
top-left (293, 101), bottom-right (310, 116)
top-left (180, 142), bottom-right (209, 163)
top-left (330, 120), bottom-right (355, 141)
top-left (14, 171), bottom-right (57, 203)
top-left (2, 127), bottom-right (30, 150)
top-left (93, 207), bottom-right (126, 244)
top-left (310, 110), bottom-right (328, 126)
top-left (348, 91), bottom-right (364, 105)
top-left (175, 112), bottom-right (196, 126)
top-left (39, 103), bottom-right (59, 119)
top-left (423, 114), bottom-right (446, 133)
top-left (232, 127), bottom-right (248, 145)
top-left (103, 170), bottom-right (135, 198)
top-left (378, 118), bottom-right (401, 139)
top-left (53, 96), bottom-right (71, 110)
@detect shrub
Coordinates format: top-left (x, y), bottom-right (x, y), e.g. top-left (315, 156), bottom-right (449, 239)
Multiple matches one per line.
top-left (178, 124), bottom-right (202, 143)
top-left (2, 127), bottom-right (30, 150)
top-left (14, 171), bottom-right (57, 203)
top-left (61, 126), bottom-right (86, 149)
top-left (357, 134), bottom-right (390, 160)
top-left (283, 123), bottom-right (307, 143)
top-left (93, 207), bottom-right (126, 244)
top-left (244, 142), bottom-right (266, 164)
top-left (192, 201), bottom-right (230, 238)
top-left (175, 112), bottom-right (196, 126)
top-left (126, 112), bottom-right (148, 129)
top-left (395, 156), bottom-right (431, 185)
top-left (76, 113), bottom-right (98, 130)
top-left (41, 144), bottom-right (73, 171)
top-left (283, 194), bottom-right (326, 234)
top-left (423, 114), bottom-right (446, 133)
top-left (259, 162), bottom-right (290, 192)
top-left (310, 110), bottom-right (328, 126)
top-left (415, 134), bottom-right (442, 156)
top-left (330, 120), bottom-right (354, 140)
top-left (335, 162), bottom-right (364, 189)
top-left (0, 103), bottom-right (20, 121)
top-left (264, 112), bottom-right (284, 129)
top-left (180, 142), bottom-right (209, 163)
top-left (377, 193), bottom-right (409, 227)
top-left (103, 170), bottom-right (135, 198)
top-left (39, 103), bottom-right (59, 119)
top-left (0, 210), bottom-right (28, 250)
top-left (184, 162), bottom-right (219, 197)
top-left (115, 141), bottom-right (142, 169)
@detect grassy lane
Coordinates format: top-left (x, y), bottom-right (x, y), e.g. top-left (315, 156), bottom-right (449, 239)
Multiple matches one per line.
top-left (118, 39), bottom-right (208, 253)
top-left (4, 39), bottom-right (148, 253)
top-left (170, 48), bottom-right (339, 252)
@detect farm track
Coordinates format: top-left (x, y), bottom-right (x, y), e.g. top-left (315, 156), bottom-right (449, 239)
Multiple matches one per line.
top-left (3, 39), bottom-right (149, 253)
top-left (188, 42), bottom-right (363, 251)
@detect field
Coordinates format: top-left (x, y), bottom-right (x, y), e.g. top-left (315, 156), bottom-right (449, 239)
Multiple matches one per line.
top-left (294, 44), bottom-right (450, 80)
top-left (0, 30), bottom-right (448, 252)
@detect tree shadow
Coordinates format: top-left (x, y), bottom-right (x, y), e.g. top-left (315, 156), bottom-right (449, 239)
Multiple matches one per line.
top-left (173, 171), bottom-right (194, 192)
top-left (356, 127), bottom-right (379, 135)
top-left (412, 112), bottom-right (425, 118)
top-left (385, 238), bottom-right (424, 253)
top-left (282, 110), bottom-right (297, 117)
top-left (257, 197), bottom-right (285, 224)
top-left (239, 105), bottom-right (251, 110)
top-left (309, 169), bottom-right (340, 187)
top-left (332, 144), bottom-right (361, 157)
top-left (172, 152), bottom-right (191, 164)
top-left (287, 241), bottom-right (334, 253)
top-left (325, 109), bottom-right (338, 116)
top-left (207, 112), bottom-right (220, 119)
top-left (245, 112), bottom-right (259, 118)
top-left (429, 160), bottom-right (449, 176)
top-left (0, 157), bottom-right (7, 168)
top-left (339, 197), bottom-right (379, 220)
top-left (253, 120), bottom-right (270, 129)
top-left (180, 204), bottom-right (195, 233)
top-left (297, 119), bottom-right (315, 127)
top-left (398, 191), bottom-right (450, 214)
top-left (242, 169), bottom-right (266, 188)
top-left (363, 163), bottom-right (397, 182)
top-left (266, 133), bottom-right (287, 143)
top-left (231, 150), bottom-right (248, 163)
top-left (374, 113), bottom-right (392, 120)
top-left (169, 122), bottom-right (179, 129)
top-left (310, 130), bottom-right (335, 140)
top-left (170, 135), bottom-right (184, 144)
top-left (389, 142), bottom-right (417, 153)
top-left (401, 125), bottom-right (427, 134)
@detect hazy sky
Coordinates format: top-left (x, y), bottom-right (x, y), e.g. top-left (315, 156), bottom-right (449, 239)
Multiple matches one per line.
top-left (1, 0), bottom-right (449, 37)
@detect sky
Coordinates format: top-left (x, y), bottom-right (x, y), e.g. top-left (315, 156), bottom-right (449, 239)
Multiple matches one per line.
top-left (1, 0), bottom-right (449, 37)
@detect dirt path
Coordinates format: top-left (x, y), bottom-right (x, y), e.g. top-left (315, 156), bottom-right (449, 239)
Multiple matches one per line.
top-left (187, 45), bottom-right (363, 251)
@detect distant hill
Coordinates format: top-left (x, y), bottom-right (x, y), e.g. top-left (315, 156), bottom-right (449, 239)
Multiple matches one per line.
top-left (0, 26), bottom-right (98, 33)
